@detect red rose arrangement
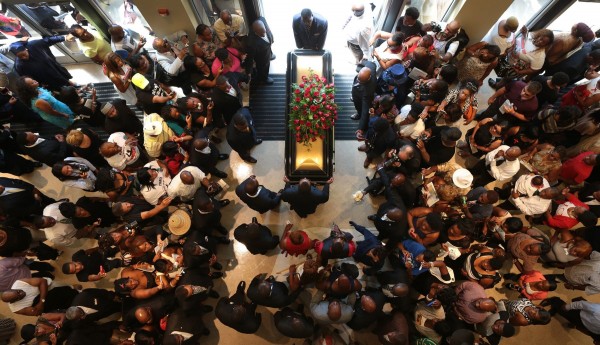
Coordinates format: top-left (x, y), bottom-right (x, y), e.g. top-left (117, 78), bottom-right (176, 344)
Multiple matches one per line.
top-left (289, 70), bottom-right (338, 146)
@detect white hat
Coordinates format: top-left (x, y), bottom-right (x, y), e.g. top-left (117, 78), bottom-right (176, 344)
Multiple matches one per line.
top-left (452, 168), bottom-right (473, 189)
top-left (168, 209), bottom-right (191, 235)
top-left (143, 121), bottom-right (163, 136)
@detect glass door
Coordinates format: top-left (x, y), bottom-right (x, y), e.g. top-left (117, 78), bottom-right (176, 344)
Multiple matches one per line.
top-left (2, 2), bottom-right (92, 64)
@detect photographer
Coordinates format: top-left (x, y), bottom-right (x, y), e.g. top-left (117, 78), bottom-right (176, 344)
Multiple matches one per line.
top-left (359, 117), bottom-right (396, 169)
top-left (423, 20), bottom-right (469, 63)
top-left (416, 126), bottom-right (461, 169)
top-left (383, 142), bottom-right (421, 178)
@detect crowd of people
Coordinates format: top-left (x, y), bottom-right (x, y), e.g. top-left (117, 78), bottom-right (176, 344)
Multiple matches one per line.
top-left (0, 2), bottom-right (598, 345)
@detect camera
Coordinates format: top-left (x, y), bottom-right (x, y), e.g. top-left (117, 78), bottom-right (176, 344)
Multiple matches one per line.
top-left (124, 221), bottom-right (139, 233)
top-left (430, 21), bottom-right (442, 33)
top-left (418, 133), bottom-right (430, 143)
top-left (383, 153), bottom-right (402, 168)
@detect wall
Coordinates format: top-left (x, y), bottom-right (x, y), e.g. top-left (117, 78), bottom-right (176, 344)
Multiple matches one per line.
top-left (134, 0), bottom-right (198, 38)
top-left (454, 0), bottom-right (513, 43)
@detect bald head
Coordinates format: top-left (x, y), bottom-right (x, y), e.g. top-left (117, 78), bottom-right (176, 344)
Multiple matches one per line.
top-left (193, 138), bottom-right (209, 151)
top-left (298, 178), bottom-right (311, 193)
top-left (327, 300), bottom-right (342, 321)
top-left (220, 10), bottom-right (232, 25)
top-left (387, 208), bottom-right (404, 222)
top-left (392, 283), bottom-right (410, 297)
top-left (152, 37), bottom-right (168, 53)
top-left (358, 67), bottom-right (372, 84)
top-left (361, 295), bottom-right (377, 313)
top-left (351, 3), bottom-right (365, 11)
top-left (391, 173), bottom-right (406, 187)
top-left (505, 146), bottom-right (521, 161)
top-left (244, 176), bottom-right (259, 195)
top-left (135, 307), bottom-right (152, 324)
top-left (252, 20), bottom-right (266, 36)
top-left (0, 290), bottom-right (23, 303)
top-left (180, 171), bottom-right (194, 185)
top-left (446, 20), bottom-right (461, 34)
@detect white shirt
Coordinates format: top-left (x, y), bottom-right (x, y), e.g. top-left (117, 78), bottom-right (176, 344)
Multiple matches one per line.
top-left (513, 174), bottom-right (549, 197)
top-left (140, 161), bottom-right (171, 205)
top-left (168, 166), bottom-right (205, 201)
top-left (482, 20), bottom-right (515, 54)
top-left (0, 187), bottom-right (25, 196)
top-left (42, 202), bottom-right (77, 246)
top-left (431, 22), bottom-right (459, 57)
top-left (375, 41), bottom-right (403, 62)
top-left (106, 132), bottom-right (140, 170)
top-left (110, 28), bottom-right (138, 53)
top-left (343, 13), bottom-right (372, 57)
top-left (484, 145), bottom-right (520, 181)
top-left (565, 301), bottom-right (600, 333)
top-left (508, 35), bottom-right (546, 70)
top-left (8, 278), bottom-right (52, 313)
top-left (565, 251), bottom-right (600, 295)
top-left (556, 202), bottom-right (575, 218)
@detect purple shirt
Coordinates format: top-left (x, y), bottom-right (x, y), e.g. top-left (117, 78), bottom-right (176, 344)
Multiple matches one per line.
top-left (0, 257), bottom-right (31, 292)
top-left (498, 81), bottom-right (538, 121)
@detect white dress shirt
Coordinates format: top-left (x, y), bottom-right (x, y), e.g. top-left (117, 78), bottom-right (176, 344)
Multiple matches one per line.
top-left (343, 12), bottom-right (372, 57)
top-left (565, 301), bottom-right (600, 334)
top-left (485, 145), bottom-right (520, 181)
top-left (167, 166), bottom-right (205, 201)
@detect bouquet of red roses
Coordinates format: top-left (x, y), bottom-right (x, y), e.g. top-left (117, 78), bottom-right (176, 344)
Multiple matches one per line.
top-left (289, 70), bottom-right (338, 146)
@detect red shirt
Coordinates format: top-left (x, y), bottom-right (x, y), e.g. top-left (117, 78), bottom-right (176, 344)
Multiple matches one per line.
top-left (282, 230), bottom-right (312, 256)
top-left (560, 151), bottom-right (595, 184)
top-left (518, 270), bottom-right (549, 300)
top-left (544, 193), bottom-right (589, 230)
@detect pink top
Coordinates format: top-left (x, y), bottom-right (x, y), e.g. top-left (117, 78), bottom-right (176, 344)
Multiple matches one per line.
top-left (211, 47), bottom-right (242, 75)
top-left (518, 270), bottom-right (549, 300)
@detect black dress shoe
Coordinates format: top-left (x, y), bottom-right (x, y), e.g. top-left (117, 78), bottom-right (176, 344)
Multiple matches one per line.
top-left (33, 162), bottom-right (43, 168)
top-left (488, 78), bottom-right (498, 89)
top-left (202, 305), bottom-right (214, 313)
top-left (218, 154), bottom-right (229, 160)
top-left (264, 77), bottom-right (274, 85)
top-left (350, 113), bottom-right (361, 120)
top-left (216, 226), bottom-right (228, 235)
top-left (242, 156), bottom-right (257, 163)
top-left (213, 170), bottom-right (228, 178)
top-left (218, 199), bottom-right (231, 207)
top-left (211, 262), bottom-right (223, 270)
top-left (201, 328), bottom-right (211, 336)
top-left (270, 53), bottom-right (276, 60)
top-left (208, 289), bottom-right (220, 299)
top-left (367, 214), bottom-right (377, 222)
top-left (254, 139), bottom-right (263, 145)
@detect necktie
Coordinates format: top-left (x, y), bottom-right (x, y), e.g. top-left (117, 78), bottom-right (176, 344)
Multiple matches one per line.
top-left (496, 158), bottom-right (506, 166)
top-left (533, 190), bottom-right (541, 197)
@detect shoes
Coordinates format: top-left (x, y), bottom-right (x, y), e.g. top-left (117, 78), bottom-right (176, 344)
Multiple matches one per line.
top-left (254, 139), bottom-right (263, 145)
top-left (202, 305), bottom-right (213, 313)
top-left (350, 113), bottom-right (361, 120)
top-left (210, 135), bottom-right (222, 144)
top-left (270, 53), bottom-right (276, 61)
top-left (211, 262), bottom-right (223, 270)
top-left (213, 170), bottom-right (228, 178)
top-left (487, 78), bottom-right (498, 89)
top-left (208, 289), bottom-right (220, 299)
top-left (216, 226), bottom-right (228, 235)
top-left (217, 236), bottom-right (231, 245)
top-left (33, 162), bottom-right (43, 168)
top-left (367, 214), bottom-right (377, 222)
top-left (201, 328), bottom-right (211, 336)
top-left (218, 199), bottom-right (231, 207)
top-left (504, 283), bottom-right (520, 291)
top-left (363, 157), bottom-right (372, 169)
top-left (210, 271), bottom-right (224, 279)
top-left (242, 156), bottom-right (257, 163)
top-left (217, 154), bottom-right (229, 160)
top-left (357, 144), bottom-right (367, 152)
top-left (264, 77), bottom-right (274, 85)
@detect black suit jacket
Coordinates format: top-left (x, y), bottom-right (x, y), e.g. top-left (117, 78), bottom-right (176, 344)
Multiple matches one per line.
top-left (235, 178), bottom-right (280, 213)
top-left (247, 17), bottom-right (273, 79)
top-left (347, 290), bottom-right (386, 330)
top-left (19, 136), bottom-right (72, 166)
top-left (122, 294), bottom-right (176, 330)
top-left (281, 183), bottom-right (329, 218)
top-left (215, 297), bottom-right (261, 334)
top-left (274, 307), bottom-right (315, 338)
top-left (374, 169), bottom-right (408, 242)
top-left (212, 84), bottom-right (242, 126)
top-left (292, 13), bottom-right (328, 50)
top-left (247, 277), bottom-right (299, 308)
top-left (226, 108), bottom-right (256, 154)
top-left (0, 177), bottom-right (48, 217)
top-left (233, 223), bottom-right (278, 255)
top-left (352, 61), bottom-right (377, 132)
top-left (191, 189), bottom-right (222, 235)
top-left (189, 141), bottom-right (220, 175)
top-left (163, 308), bottom-right (205, 344)
top-left (71, 288), bottom-right (120, 322)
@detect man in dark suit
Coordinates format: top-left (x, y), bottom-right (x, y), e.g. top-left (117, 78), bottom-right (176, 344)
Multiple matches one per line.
top-left (235, 175), bottom-right (281, 213)
top-left (15, 131), bottom-right (72, 166)
top-left (281, 176), bottom-right (333, 218)
top-left (121, 294), bottom-right (176, 331)
top-left (226, 108), bottom-right (262, 163)
top-left (162, 308), bottom-right (209, 345)
top-left (182, 231), bottom-right (225, 277)
top-left (347, 290), bottom-right (386, 330)
top-left (212, 75), bottom-right (242, 126)
top-left (351, 62), bottom-right (377, 136)
top-left (247, 18), bottom-right (274, 85)
top-left (191, 188), bottom-right (231, 238)
top-left (367, 166), bottom-right (407, 243)
top-left (175, 269), bottom-right (220, 311)
top-left (0, 177), bottom-right (55, 219)
top-left (65, 288), bottom-right (121, 326)
top-left (234, 217), bottom-right (279, 255)
top-left (274, 306), bottom-right (315, 338)
top-left (247, 273), bottom-right (300, 308)
top-left (292, 8), bottom-right (328, 50)
top-left (215, 281), bottom-right (261, 334)
top-left (189, 137), bottom-right (228, 178)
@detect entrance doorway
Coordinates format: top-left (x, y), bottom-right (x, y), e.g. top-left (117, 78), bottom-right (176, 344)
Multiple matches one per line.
top-left (260, 0), bottom-right (386, 75)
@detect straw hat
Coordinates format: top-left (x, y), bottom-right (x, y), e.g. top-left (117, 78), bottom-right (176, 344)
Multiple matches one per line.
top-left (168, 209), bottom-right (191, 235)
top-left (452, 168), bottom-right (473, 189)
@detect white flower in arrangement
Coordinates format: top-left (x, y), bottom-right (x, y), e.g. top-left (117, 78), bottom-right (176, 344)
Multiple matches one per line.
top-left (352, 190), bottom-right (364, 202)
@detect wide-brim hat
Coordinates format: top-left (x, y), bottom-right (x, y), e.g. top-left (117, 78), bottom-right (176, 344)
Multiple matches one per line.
top-left (452, 168), bottom-right (473, 189)
top-left (168, 209), bottom-right (191, 235)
